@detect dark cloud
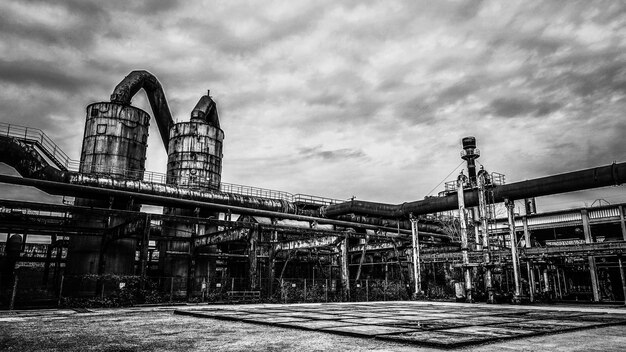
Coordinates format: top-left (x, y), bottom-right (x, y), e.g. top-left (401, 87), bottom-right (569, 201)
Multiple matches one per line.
top-left (437, 77), bottom-right (482, 105)
top-left (0, 0), bottom-right (109, 48)
top-left (570, 61), bottom-right (626, 97)
top-left (121, 0), bottom-right (184, 15)
top-left (0, 59), bottom-right (90, 93)
top-left (487, 97), bottom-right (562, 118)
top-left (298, 145), bottom-right (366, 161)
top-left (175, 3), bottom-right (325, 55)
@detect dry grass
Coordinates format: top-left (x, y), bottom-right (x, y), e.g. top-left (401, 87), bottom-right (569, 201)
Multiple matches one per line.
top-left (1, 306), bottom-right (625, 352)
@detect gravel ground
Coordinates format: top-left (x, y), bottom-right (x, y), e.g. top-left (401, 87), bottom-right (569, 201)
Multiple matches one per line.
top-left (1, 304), bottom-right (625, 352)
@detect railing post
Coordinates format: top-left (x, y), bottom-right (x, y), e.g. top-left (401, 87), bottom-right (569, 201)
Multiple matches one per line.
top-left (325, 279), bottom-right (328, 302)
top-left (9, 275), bottom-right (19, 311)
top-left (170, 277), bottom-right (174, 303)
top-left (57, 274), bottom-right (64, 307)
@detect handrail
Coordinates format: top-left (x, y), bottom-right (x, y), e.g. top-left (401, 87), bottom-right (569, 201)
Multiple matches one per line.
top-left (0, 122), bottom-right (72, 170)
top-left (0, 122), bottom-right (344, 206)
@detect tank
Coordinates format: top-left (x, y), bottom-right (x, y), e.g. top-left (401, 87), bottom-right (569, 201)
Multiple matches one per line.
top-left (166, 122), bottom-right (223, 189)
top-left (80, 102), bottom-right (150, 179)
top-left (68, 102), bottom-right (149, 280)
top-left (160, 94), bottom-right (224, 296)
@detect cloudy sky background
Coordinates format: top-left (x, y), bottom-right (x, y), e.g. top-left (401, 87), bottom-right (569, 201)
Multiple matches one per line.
top-left (1, 0), bottom-right (625, 213)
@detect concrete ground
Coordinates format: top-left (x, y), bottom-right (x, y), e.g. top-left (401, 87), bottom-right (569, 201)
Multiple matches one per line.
top-left (1, 302), bottom-right (625, 351)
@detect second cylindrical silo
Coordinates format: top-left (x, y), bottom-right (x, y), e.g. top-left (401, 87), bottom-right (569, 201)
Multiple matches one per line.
top-left (160, 93), bottom-right (224, 296)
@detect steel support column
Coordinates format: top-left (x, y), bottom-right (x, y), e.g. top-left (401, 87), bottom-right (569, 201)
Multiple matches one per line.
top-left (618, 205), bottom-right (626, 241)
top-left (339, 235), bottom-right (350, 301)
top-left (410, 215), bottom-right (422, 296)
top-left (139, 214), bottom-right (150, 289)
top-left (457, 174), bottom-right (472, 302)
top-left (619, 256), bottom-right (626, 306)
top-left (505, 199), bottom-right (521, 301)
top-left (248, 229), bottom-right (258, 290)
top-left (477, 171), bottom-right (493, 303)
top-left (527, 261), bottom-right (535, 302)
top-left (582, 209), bottom-right (600, 302)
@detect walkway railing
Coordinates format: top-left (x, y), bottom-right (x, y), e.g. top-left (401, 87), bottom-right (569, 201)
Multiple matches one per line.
top-left (0, 122), bottom-right (345, 206)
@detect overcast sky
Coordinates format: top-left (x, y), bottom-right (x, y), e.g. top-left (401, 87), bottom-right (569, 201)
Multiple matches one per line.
top-left (1, 0), bottom-right (625, 212)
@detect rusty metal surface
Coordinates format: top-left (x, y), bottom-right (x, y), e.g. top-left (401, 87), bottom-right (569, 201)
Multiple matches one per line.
top-left (109, 70), bottom-right (174, 148)
top-left (81, 103), bottom-right (149, 180)
top-left (167, 121), bottom-right (224, 190)
top-left (0, 174), bottom-right (436, 238)
top-left (275, 235), bottom-right (341, 251)
top-left (190, 93), bottom-right (220, 128)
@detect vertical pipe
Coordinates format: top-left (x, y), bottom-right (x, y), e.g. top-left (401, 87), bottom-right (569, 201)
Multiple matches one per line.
top-left (560, 268), bottom-right (568, 296)
top-left (618, 256), bottom-right (626, 306)
top-left (170, 277), bottom-right (174, 303)
top-left (457, 174), bottom-right (472, 302)
top-left (139, 214), bottom-right (150, 290)
top-left (355, 235), bottom-right (369, 281)
top-left (477, 171), bottom-right (493, 303)
top-left (9, 275), bottom-right (18, 311)
top-left (248, 229), bottom-right (258, 290)
top-left (325, 279), bottom-right (328, 302)
top-left (582, 209), bottom-right (600, 302)
top-left (505, 199), bottom-right (521, 301)
top-left (268, 245), bottom-right (275, 297)
top-left (527, 261), bottom-right (535, 302)
top-left (410, 216), bottom-right (421, 296)
top-left (523, 216), bottom-right (530, 248)
top-left (555, 268), bottom-right (562, 300)
top-left (473, 208), bottom-right (482, 251)
top-left (57, 274), bottom-right (64, 307)
top-left (618, 205), bottom-right (626, 241)
top-left (339, 235), bottom-right (350, 301)
top-left (543, 269), bottom-right (550, 295)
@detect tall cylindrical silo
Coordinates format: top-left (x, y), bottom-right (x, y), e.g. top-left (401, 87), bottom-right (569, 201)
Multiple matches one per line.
top-left (160, 93), bottom-right (224, 296)
top-left (67, 102), bottom-right (150, 277)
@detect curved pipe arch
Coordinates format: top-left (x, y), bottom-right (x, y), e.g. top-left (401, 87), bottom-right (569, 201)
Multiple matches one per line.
top-left (110, 70), bottom-right (174, 149)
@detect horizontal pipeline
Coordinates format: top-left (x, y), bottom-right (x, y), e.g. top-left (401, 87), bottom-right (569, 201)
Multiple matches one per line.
top-left (0, 174), bottom-right (451, 240)
top-left (323, 161), bottom-right (626, 217)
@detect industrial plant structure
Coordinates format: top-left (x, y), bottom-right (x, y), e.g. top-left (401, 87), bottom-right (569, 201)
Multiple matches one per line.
top-left (1, 71), bottom-right (625, 308)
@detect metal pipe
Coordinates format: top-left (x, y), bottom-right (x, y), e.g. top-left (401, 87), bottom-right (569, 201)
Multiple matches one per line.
top-left (619, 256), bottom-right (626, 306)
top-left (506, 199), bottom-right (522, 301)
top-left (324, 162), bottom-right (626, 217)
top-left (333, 214), bottom-right (448, 235)
top-left (410, 215), bottom-right (422, 296)
top-left (0, 174), bottom-right (453, 239)
top-left (527, 261), bottom-right (535, 302)
top-left (339, 235), bottom-right (350, 301)
top-left (477, 170), bottom-right (493, 303)
top-left (582, 209), bottom-right (601, 302)
top-left (618, 205), bottom-right (626, 241)
top-left (457, 174), bottom-right (472, 301)
top-left (110, 70), bottom-right (174, 148)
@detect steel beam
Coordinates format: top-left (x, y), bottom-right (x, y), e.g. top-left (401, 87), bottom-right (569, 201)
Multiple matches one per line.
top-left (275, 236), bottom-right (341, 251)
